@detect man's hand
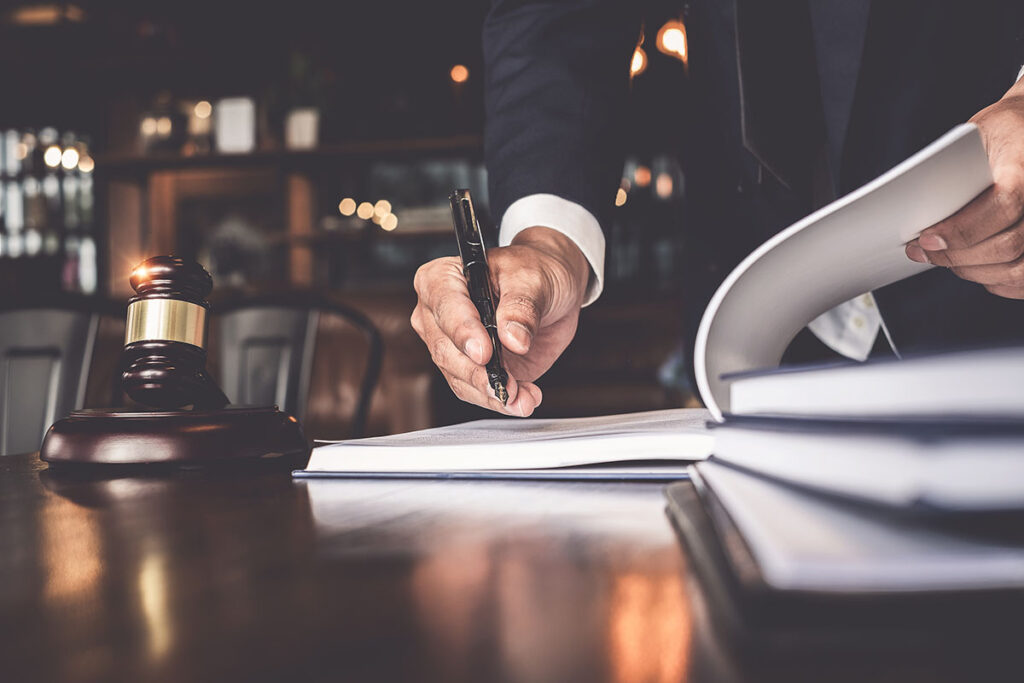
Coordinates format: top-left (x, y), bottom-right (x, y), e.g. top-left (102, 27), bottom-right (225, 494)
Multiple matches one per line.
top-left (411, 226), bottom-right (590, 416)
top-left (906, 78), bottom-right (1024, 298)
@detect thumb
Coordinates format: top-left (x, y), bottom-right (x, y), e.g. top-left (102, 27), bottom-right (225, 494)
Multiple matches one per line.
top-left (495, 277), bottom-right (546, 355)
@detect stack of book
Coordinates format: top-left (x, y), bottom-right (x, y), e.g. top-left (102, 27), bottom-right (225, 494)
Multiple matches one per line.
top-left (669, 123), bottom-right (1024, 637)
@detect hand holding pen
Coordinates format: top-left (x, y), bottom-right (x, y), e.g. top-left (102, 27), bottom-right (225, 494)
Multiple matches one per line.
top-left (410, 191), bottom-right (591, 417)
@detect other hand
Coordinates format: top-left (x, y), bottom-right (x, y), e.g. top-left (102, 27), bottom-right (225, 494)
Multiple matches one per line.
top-left (906, 79), bottom-right (1024, 298)
top-left (411, 226), bottom-right (590, 416)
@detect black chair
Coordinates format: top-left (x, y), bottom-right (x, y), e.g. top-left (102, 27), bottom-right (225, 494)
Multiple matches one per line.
top-left (213, 293), bottom-right (382, 439)
top-left (0, 296), bottom-right (121, 456)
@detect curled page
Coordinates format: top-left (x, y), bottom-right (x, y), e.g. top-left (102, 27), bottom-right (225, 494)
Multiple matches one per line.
top-left (695, 124), bottom-right (993, 421)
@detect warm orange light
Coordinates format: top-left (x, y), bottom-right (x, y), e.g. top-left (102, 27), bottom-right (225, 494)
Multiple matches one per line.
top-left (615, 188), bottom-right (628, 207)
top-left (194, 100), bottom-right (212, 119)
top-left (634, 165), bottom-right (651, 187)
top-left (133, 265), bottom-right (149, 282)
top-left (656, 20), bottom-right (688, 64)
top-left (449, 64), bottom-right (469, 84)
top-left (630, 47), bottom-right (648, 77)
top-left (77, 155), bottom-right (95, 173)
top-left (8, 4), bottom-right (85, 25)
top-left (338, 197), bottom-right (356, 216)
top-left (655, 173), bottom-right (674, 198)
top-left (356, 202), bottom-right (374, 220)
top-left (141, 117), bottom-right (157, 136)
top-left (156, 117), bottom-right (172, 137)
top-left (373, 199), bottom-right (392, 217)
top-left (381, 214), bottom-right (398, 231)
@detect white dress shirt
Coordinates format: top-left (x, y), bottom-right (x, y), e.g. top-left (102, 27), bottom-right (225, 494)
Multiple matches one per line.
top-left (500, 64), bottom-right (1024, 361)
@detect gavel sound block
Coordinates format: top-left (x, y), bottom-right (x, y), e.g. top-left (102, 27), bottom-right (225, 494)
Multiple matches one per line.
top-left (40, 256), bottom-right (308, 466)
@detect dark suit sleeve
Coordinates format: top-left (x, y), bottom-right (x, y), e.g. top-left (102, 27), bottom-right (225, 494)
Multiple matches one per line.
top-left (483, 0), bottom-right (641, 232)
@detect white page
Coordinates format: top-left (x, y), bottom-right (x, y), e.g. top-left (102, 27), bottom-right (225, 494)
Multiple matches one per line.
top-left (695, 124), bottom-right (993, 420)
top-left (304, 408), bottom-right (713, 472)
top-left (696, 461), bottom-right (1024, 593)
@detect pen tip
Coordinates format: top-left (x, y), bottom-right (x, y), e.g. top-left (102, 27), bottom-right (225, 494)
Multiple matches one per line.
top-left (495, 384), bottom-right (508, 406)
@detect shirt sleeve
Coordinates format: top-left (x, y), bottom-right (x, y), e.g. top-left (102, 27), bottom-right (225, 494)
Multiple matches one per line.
top-left (1018, 64), bottom-right (1024, 82)
top-left (499, 194), bottom-right (606, 307)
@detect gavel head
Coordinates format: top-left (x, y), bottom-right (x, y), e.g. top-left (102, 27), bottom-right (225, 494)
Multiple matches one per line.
top-left (121, 256), bottom-right (228, 410)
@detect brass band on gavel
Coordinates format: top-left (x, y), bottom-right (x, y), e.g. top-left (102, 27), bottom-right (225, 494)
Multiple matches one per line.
top-left (124, 299), bottom-right (207, 348)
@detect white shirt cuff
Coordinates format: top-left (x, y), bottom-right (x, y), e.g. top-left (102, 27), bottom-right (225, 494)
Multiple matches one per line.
top-left (498, 193), bottom-right (606, 306)
top-left (1017, 64), bottom-right (1024, 82)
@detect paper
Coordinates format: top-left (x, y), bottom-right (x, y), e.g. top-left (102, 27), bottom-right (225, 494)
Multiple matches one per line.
top-left (300, 408), bottom-right (712, 476)
top-left (695, 461), bottom-right (1024, 592)
top-left (695, 124), bottom-right (993, 420)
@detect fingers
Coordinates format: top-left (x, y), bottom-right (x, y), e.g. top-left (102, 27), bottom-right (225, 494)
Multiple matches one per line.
top-left (907, 220), bottom-right (1024, 268)
top-left (449, 375), bottom-right (543, 417)
top-left (917, 170), bottom-right (1024, 251)
top-left (413, 257), bottom-right (493, 364)
top-left (413, 298), bottom-right (542, 416)
top-left (492, 266), bottom-right (547, 356)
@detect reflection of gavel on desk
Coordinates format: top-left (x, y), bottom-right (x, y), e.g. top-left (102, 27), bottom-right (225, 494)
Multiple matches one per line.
top-left (41, 256), bottom-right (308, 467)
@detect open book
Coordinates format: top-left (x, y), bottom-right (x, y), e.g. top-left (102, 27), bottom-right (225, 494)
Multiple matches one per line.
top-left (296, 124), bottom-right (997, 482)
top-left (298, 409), bottom-right (713, 479)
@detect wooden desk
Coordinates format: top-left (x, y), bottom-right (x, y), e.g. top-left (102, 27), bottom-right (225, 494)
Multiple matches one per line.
top-left (0, 453), bottom-right (1015, 682)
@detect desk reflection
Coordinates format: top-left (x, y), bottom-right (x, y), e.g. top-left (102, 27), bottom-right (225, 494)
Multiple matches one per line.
top-left (304, 480), bottom-right (693, 683)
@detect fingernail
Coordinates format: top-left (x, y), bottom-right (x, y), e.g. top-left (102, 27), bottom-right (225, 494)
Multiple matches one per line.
top-left (518, 401), bottom-right (527, 417)
top-left (919, 234), bottom-right (947, 251)
top-left (506, 321), bottom-right (532, 349)
top-left (906, 244), bottom-right (930, 263)
top-left (465, 338), bottom-right (483, 362)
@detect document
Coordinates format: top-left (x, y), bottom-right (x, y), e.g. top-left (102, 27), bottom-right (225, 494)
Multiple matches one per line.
top-left (695, 124), bottom-right (992, 420)
top-left (295, 409), bottom-right (712, 480)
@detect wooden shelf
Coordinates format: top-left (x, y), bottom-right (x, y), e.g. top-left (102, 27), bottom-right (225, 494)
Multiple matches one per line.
top-left (95, 135), bottom-right (483, 177)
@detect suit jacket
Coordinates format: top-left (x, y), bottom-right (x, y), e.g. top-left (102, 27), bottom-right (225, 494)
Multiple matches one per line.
top-left (483, 0), bottom-right (1024, 357)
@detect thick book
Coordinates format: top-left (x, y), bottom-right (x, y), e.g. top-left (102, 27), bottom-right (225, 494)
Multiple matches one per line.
top-left (711, 416), bottom-right (1024, 510)
top-left (663, 462), bottom-right (1024, 640)
top-left (726, 346), bottom-right (1024, 421)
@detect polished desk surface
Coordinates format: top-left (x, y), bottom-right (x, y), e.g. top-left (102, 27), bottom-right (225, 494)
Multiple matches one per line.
top-left (0, 453), bottom-right (1017, 682)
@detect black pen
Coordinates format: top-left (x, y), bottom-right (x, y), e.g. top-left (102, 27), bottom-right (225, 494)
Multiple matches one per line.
top-left (449, 189), bottom-right (510, 405)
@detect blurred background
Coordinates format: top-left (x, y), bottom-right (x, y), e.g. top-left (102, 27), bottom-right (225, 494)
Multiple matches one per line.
top-left (0, 0), bottom-right (697, 448)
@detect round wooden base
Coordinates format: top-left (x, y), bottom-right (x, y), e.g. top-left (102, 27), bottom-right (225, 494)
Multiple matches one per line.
top-left (40, 406), bottom-right (309, 466)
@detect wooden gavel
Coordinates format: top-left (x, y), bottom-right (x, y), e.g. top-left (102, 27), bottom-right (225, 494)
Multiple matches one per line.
top-left (120, 255), bottom-right (230, 410)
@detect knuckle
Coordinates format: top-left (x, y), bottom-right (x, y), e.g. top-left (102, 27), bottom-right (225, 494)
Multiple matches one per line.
top-left (503, 294), bottom-right (541, 320)
top-left (432, 295), bottom-right (455, 327)
top-left (995, 182), bottom-right (1024, 224)
top-left (1000, 229), bottom-right (1024, 261)
top-left (1010, 261), bottom-right (1024, 284)
top-left (412, 262), bottom-right (432, 296)
top-left (430, 338), bottom-right (450, 366)
top-left (455, 317), bottom-right (479, 342)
